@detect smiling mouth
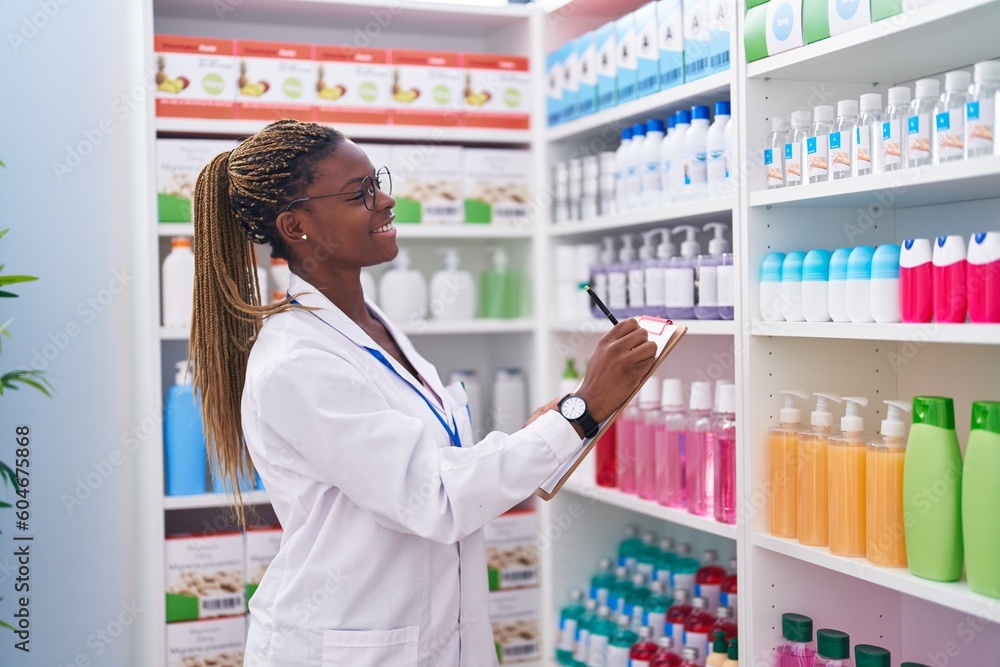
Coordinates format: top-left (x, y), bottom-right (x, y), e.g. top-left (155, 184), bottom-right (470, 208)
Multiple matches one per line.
top-left (371, 220), bottom-right (395, 234)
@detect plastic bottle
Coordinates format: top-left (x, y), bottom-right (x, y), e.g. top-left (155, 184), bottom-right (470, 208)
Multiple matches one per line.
top-left (828, 396), bottom-right (870, 557)
top-left (609, 565), bottom-right (634, 615)
top-left (682, 596), bottom-right (714, 663)
top-left (963, 401), bottom-right (1000, 597)
top-left (645, 229), bottom-right (673, 319)
top-left (480, 247), bottom-right (521, 318)
top-left (706, 632), bottom-right (729, 667)
top-left (881, 86), bottom-right (911, 172)
top-left (784, 110), bottom-right (811, 186)
top-left (624, 573), bottom-right (651, 625)
top-left (802, 249), bottom-right (833, 323)
top-left (617, 396), bottom-right (642, 495)
top-left (492, 368), bottom-right (527, 433)
top-left (966, 60), bottom-right (1000, 159)
top-left (597, 426), bottom-right (619, 489)
top-left (707, 101), bottom-right (731, 199)
top-left (799, 393), bottom-right (841, 547)
top-left (359, 269), bottom-right (378, 307)
top-left (575, 598), bottom-right (599, 667)
top-left (775, 613), bottom-right (817, 667)
top-left (671, 544), bottom-right (698, 596)
top-left (631, 626), bottom-right (659, 667)
top-left (569, 158), bottom-right (584, 221)
top-left (429, 248), bottom-right (476, 320)
top-left (680, 647), bottom-right (701, 667)
top-left (686, 381), bottom-right (716, 517)
top-left (659, 115), bottom-right (678, 205)
top-left (770, 390), bottom-right (809, 538)
top-left (870, 244), bottom-right (901, 323)
top-left (721, 637), bottom-right (738, 667)
top-left (637, 381), bottom-right (664, 500)
top-left (866, 400), bottom-right (911, 568)
top-left (583, 155), bottom-right (600, 219)
top-left (846, 246), bottom-right (876, 323)
top-left (655, 537), bottom-right (678, 588)
top-left (718, 252), bottom-right (734, 320)
top-left (696, 223), bottom-right (729, 320)
top-left (630, 231), bottom-right (659, 317)
top-left (903, 396), bottom-right (964, 582)
top-left (600, 151), bottom-right (617, 217)
top-left (854, 645), bottom-right (890, 667)
top-left (759, 252), bottom-right (786, 321)
top-left (720, 559), bottom-right (737, 622)
top-left (609, 234), bottom-right (637, 313)
top-left (899, 238), bottom-right (933, 323)
top-left (449, 369), bottom-right (483, 439)
top-left (855, 93), bottom-right (882, 176)
top-left (932, 235), bottom-right (968, 323)
top-left (815, 629), bottom-right (851, 667)
top-left (164, 360), bottom-right (207, 496)
top-left (968, 231), bottom-right (1000, 322)
top-left (694, 549), bottom-right (726, 613)
top-left (934, 70), bottom-right (972, 164)
top-left (559, 358), bottom-right (581, 398)
top-left (666, 588), bottom-right (693, 646)
top-left (711, 608), bottom-right (737, 641)
top-left (637, 532), bottom-right (661, 580)
top-left (685, 105), bottom-right (711, 200)
top-left (765, 116), bottom-right (790, 189)
top-left (557, 589), bottom-right (586, 665)
top-left (591, 557), bottom-right (616, 603)
top-left (907, 79), bottom-right (939, 167)
top-left (657, 378), bottom-right (688, 509)
top-left (780, 251), bottom-right (807, 322)
top-left (666, 226), bottom-right (700, 320)
top-left (644, 580), bottom-right (673, 641)
top-left (807, 105), bottom-right (835, 183)
top-left (162, 236), bottom-right (195, 328)
top-left (379, 247), bottom-right (427, 321)
top-left (592, 237), bottom-right (617, 318)
top-left (606, 613), bottom-right (639, 667)
top-left (724, 119), bottom-right (734, 195)
top-left (628, 122), bottom-right (649, 211)
top-left (588, 604), bottom-right (616, 667)
top-left (618, 525), bottom-right (644, 569)
top-left (652, 636), bottom-right (684, 667)
top-left (615, 126), bottom-right (634, 214)
top-left (643, 118), bottom-right (667, 209)
top-left (831, 99), bottom-right (858, 180)
top-left (270, 256), bottom-right (291, 303)
top-left (713, 384), bottom-right (737, 526)
top-left (669, 110), bottom-right (693, 201)
top-left (827, 247), bottom-right (851, 322)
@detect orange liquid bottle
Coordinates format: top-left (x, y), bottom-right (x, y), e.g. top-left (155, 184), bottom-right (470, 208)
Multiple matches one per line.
top-left (769, 390), bottom-right (809, 538)
top-left (798, 393), bottom-right (842, 547)
top-left (828, 397), bottom-right (869, 557)
top-left (866, 400), bottom-right (911, 567)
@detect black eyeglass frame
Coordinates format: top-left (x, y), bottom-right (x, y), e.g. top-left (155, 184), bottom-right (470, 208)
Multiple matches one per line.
top-left (281, 166), bottom-right (391, 213)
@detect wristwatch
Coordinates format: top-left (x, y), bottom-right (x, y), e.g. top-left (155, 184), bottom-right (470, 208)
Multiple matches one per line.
top-left (557, 394), bottom-right (601, 439)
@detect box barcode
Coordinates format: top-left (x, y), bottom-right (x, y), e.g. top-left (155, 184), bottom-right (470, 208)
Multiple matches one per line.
top-left (424, 205), bottom-right (461, 216)
top-left (494, 208), bottom-right (527, 219)
top-left (201, 595), bottom-right (244, 613)
top-left (501, 569), bottom-right (537, 584)
top-left (690, 58), bottom-right (707, 74)
top-left (711, 52), bottom-right (730, 68)
top-left (502, 642), bottom-right (538, 658)
top-left (662, 70), bottom-right (681, 86)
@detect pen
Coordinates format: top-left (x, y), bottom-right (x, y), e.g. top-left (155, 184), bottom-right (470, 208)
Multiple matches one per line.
top-left (584, 286), bottom-right (618, 325)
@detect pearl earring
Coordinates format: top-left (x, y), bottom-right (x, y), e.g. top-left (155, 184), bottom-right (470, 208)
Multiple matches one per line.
top-left (301, 234), bottom-right (308, 240)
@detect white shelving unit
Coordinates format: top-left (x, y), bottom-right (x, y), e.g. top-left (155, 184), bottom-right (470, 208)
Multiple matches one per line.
top-left (549, 197), bottom-right (735, 239)
top-left (163, 491), bottom-right (271, 511)
top-left (551, 318), bottom-right (736, 336)
top-left (750, 321), bottom-right (1000, 345)
top-left (156, 222), bottom-right (534, 239)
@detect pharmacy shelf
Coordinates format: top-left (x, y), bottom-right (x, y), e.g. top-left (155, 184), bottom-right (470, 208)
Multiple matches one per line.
top-left (754, 533), bottom-right (1000, 622)
top-left (747, 0), bottom-right (1000, 83)
top-left (160, 327), bottom-right (189, 341)
top-left (549, 197), bottom-right (734, 239)
top-left (562, 477), bottom-right (738, 540)
top-left (161, 319), bottom-right (536, 339)
top-left (158, 224), bottom-right (193, 236)
top-left (546, 71), bottom-right (732, 143)
top-left (155, 118), bottom-right (531, 145)
top-left (552, 318), bottom-right (736, 336)
top-left (749, 157), bottom-right (1000, 210)
top-left (156, 223), bottom-right (533, 239)
top-left (750, 321), bottom-right (1000, 345)
top-left (163, 490), bottom-right (270, 511)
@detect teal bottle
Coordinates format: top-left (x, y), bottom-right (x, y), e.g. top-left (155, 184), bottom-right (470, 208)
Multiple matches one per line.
top-left (619, 524), bottom-right (645, 569)
top-left (624, 573), bottom-right (651, 626)
top-left (587, 605), bottom-right (616, 667)
top-left (573, 598), bottom-right (598, 667)
top-left (643, 579), bottom-right (673, 640)
top-left (606, 614), bottom-right (640, 667)
top-left (636, 531), bottom-right (661, 579)
top-left (591, 557), bottom-right (616, 604)
top-left (609, 566), bottom-right (634, 614)
top-left (670, 555), bottom-right (700, 600)
top-left (655, 537), bottom-right (678, 587)
top-left (557, 589), bottom-right (586, 665)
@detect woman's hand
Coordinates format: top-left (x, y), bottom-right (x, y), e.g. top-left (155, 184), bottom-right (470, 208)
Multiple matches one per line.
top-left (524, 396), bottom-right (562, 428)
top-left (577, 319), bottom-right (656, 423)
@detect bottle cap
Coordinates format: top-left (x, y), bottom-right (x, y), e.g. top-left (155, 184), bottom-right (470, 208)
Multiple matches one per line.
top-left (900, 238), bottom-right (932, 268)
top-left (661, 378), bottom-right (685, 410)
top-left (639, 626), bottom-right (653, 639)
top-left (817, 629), bottom-right (850, 660)
top-left (584, 598), bottom-right (598, 611)
top-left (691, 596), bottom-right (708, 610)
top-left (640, 230), bottom-right (661, 261)
top-left (624, 524), bottom-right (638, 538)
top-left (660, 536), bottom-right (675, 551)
top-left (647, 118), bottom-right (666, 134)
top-left (912, 396), bottom-right (956, 430)
top-left (933, 235), bottom-right (967, 267)
top-left (658, 636), bottom-right (675, 649)
top-left (855, 644), bottom-right (891, 667)
top-left (691, 105), bottom-right (711, 120)
top-left (968, 232), bottom-right (1000, 267)
top-left (620, 233), bottom-right (638, 262)
top-left (780, 390), bottom-right (809, 425)
top-left (650, 579), bottom-right (666, 595)
top-left (814, 105), bottom-right (835, 123)
top-left (760, 252), bottom-right (786, 283)
top-left (600, 236), bottom-right (618, 264)
top-left (597, 604), bottom-right (611, 618)
top-left (638, 377), bottom-right (662, 408)
top-left (915, 78), bottom-right (940, 100)
top-left (617, 613), bottom-right (631, 628)
top-left (615, 565), bottom-right (630, 579)
top-left (672, 588), bottom-right (690, 603)
top-left (837, 99), bottom-right (859, 118)
top-left (633, 122), bottom-right (647, 137)
top-left (714, 100), bottom-right (731, 117)
top-left (791, 109), bottom-right (811, 128)
top-left (781, 612), bottom-right (814, 642)
top-left (712, 631), bottom-right (729, 653)
top-left (569, 589), bottom-right (583, 601)
top-left (973, 60), bottom-right (1000, 84)
top-left (802, 249), bottom-right (832, 282)
top-left (690, 381), bottom-right (713, 411)
top-left (598, 556), bottom-right (613, 570)
top-left (846, 246), bottom-right (876, 280)
top-left (871, 244), bottom-right (901, 279)
top-left (841, 396), bottom-right (868, 433)
top-left (812, 393), bottom-right (842, 428)
top-left (621, 126), bottom-right (633, 141)
top-left (171, 236), bottom-right (192, 249)
top-left (632, 572), bottom-right (647, 587)
top-left (901, 663), bottom-right (931, 667)
top-left (715, 606), bottom-right (733, 620)
top-left (667, 115), bottom-right (677, 130)
top-left (727, 637), bottom-right (739, 660)
top-left (781, 251), bottom-right (807, 283)
top-left (719, 384), bottom-right (736, 416)
top-left (971, 401), bottom-right (1000, 436)
top-left (881, 400), bottom-right (912, 439)
top-left (676, 542), bottom-right (692, 555)
top-left (727, 557), bottom-right (737, 572)
top-left (174, 360), bottom-right (191, 386)
top-left (704, 223), bottom-right (730, 255)
top-left (944, 70), bottom-right (972, 93)
top-left (772, 115), bottom-right (791, 131)
top-left (682, 647), bottom-right (699, 661)
top-left (673, 225), bottom-right (701, 258)
top-left (888, 86), bottom-right (911, 106)
top-left (860, 93), bottom-right (883, 112)
top-left (675, 109), bottom-right (692, 125)
top-left (702, 548), bottom-right (718, 564)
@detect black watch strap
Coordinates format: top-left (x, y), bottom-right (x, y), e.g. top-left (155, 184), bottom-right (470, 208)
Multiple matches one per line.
top-left (576, 411), bottom-right (600, 439)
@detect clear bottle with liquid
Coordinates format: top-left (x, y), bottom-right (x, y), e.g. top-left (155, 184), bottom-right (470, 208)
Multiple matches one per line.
top-left (798, 393), bottom-right (842, 547)
top-left (643, 580), bottom-right (673, 642)
top-left (765, 116), bottom-right (790, 189)
top-left (652, 636), bottom-right (683, 667)
top-left (631, 626), bottom-right (660, 667)
top-left (557, 589), bottom-right (586, 665)
top-left (966, 60), bottom-right (1000, 158)
top-left (618, 524), bottom-right (645, 569)
top-left (637, 381), bottom-right (664, 500)
top-left (830, 99), bottom-right (858, 180)
top-left (666, 588), bottom-right (693, 647)
top-left (685, 381), bottom-right (716, 517)
top-left (827, 396), bottom-right (870, 557)
top-left (907, 79), bottom-right (940, 168)
top-left (479, 247), bottom-right (521, 318)
top-left (713, 384), bottom-right (737, 525)
top-left (807, 105), bottom-right (835, 183)
top-left (607, 613), bottom-right (640, 667)
top-left (770, 390), bottom-right (809, 537)
top-left (587, 604), bottom-right (616, 667)
top-left (881, 86), bottom-right (911, 172)
top-left (575, 598), bottom-right (599, 667)
top-left (617, 395), bottom-right (643, 495)
top-left (815, 629), bottom-right (852, 667)
top-left (656, 378), bottom-right (689, 508)
top-left (591, 557), bottom-right (616, 602)
top-left (854, 93), bottom-right (882, 176)
top-left (636, 531), bottom-right (661, 581)
top-left (775, 613), bottom-right (817, 667)
top-left (644, 229), bottom-right (673, 319)
top-left (682, 596), bottom-right (714, 662)
top-left (934, 70), bottom-right (972, 164)
top-left (866, 400), bottom-right (911, 568)
top-left (654, 537), bottom-right (678, 588)
top-left (694, 549), bottom-right (726, 613)
top-left (624, 573), bottom-right (651, 627)
top-left (784, 110), bottom-right (811, 187)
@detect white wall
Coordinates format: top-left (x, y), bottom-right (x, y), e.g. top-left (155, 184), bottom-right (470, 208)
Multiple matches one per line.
top-left (0, 0), bottom-right (151, 663)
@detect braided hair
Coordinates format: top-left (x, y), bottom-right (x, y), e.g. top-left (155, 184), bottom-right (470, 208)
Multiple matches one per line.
top-left (191, 119), bottom-right (345, 524)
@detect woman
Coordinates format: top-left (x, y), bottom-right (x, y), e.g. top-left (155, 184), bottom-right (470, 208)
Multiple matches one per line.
top-left (190, 119), bottom-right (655, 667)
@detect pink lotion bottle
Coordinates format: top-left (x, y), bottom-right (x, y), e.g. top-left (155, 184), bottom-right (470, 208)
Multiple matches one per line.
top-left (617, 395), bottom-right (643, 494)
top-left (686, 381), bottom-right (716, 517)
top-left (900, 238), bottom-right (933, 323)
top-left (637, 380), bottom-right (664, 500)
top-left (775, 613), bottom-right (817, 667)
top-left (967, 231), bottom-right (1000, 323)
top-left (714, 384), bottom-right (737, 525)
top-left (657, 378), bottom-right (688, 508)
top-left (932, 235), bottom-right (968, 323)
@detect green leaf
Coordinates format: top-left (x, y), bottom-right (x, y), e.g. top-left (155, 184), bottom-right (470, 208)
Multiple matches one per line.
top-left (0, 462), bottom-right (16, 489)
top-left (0, 291), bottom-right (17, 298)
top-left (0, 275), bottom-right (37, 287)
top-left (0, 620), bottom-right (14, 631)
top-left (0, 501), bottom-right (10, 509)
top-left (0, 370), bottom-right (54, 397)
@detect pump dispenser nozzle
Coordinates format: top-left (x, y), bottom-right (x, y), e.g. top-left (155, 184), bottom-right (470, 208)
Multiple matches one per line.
top-left (619, 234), bottom-right (638, 262)
top-left (841, 397), bottom-right (869, 434)
top-left (672, 225), bottom-right (701, 258)
top-left (703, 223), bottom-right (730, 256)
top-left (811, 392), bottom-right (843, 428)
top-left (656, 228), bottom-right (676, 260)
top-left (640, 230), bottom-right (662, 261)
top-left (601, 236), bottom-right (617, 264)
top-left (395, 247), bottom-right (414, 270)
top-left (489, 247), bottom-right (510, 271)
top-left (175, 360), bottom-right (191, 386)
top-left (439, 247), bottom-right (462, 270)
top-left (881, 400), bottom-right (912, 439)
top-left (780, 390), bottom-right (809, 425)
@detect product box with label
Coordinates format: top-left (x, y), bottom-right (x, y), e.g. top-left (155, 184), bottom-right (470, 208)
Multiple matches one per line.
top-left (157, 139), bottom-right (238, 222)
top-left (165, 532), bottom-right (245, 622)
top-left (489, 588), bottom-right (540, 664)
top-left (245, 526), bottom-right (281, 607)
top-left (483, 509), bottom-right (539, 589)
top-left (314, 46), bottom-right (391, 125)
top-left (235, 40), bottom-right (316, 121)
top-left (657, 0), bottom-right (685, 90)
top-left (747, 0), bottom-right (770, 9)
top-left (390, 144), bottom-right (464, 224)
top-left (154, 35), bottom-right (236, 119)
top-left (389, 50), bottom-right (464, 127)
top-left (709, 0), bottom-right (734, 73)
top-left (829, 0), bottom-right (872, 34)
top-left (634, 2), bottom-right (661, 97)
top-left (463, 149), bottom-right (532, 228)
top-left (684, 0), bottom-right (711, 81)
top-left (615, 13), bottom-right (639, 105)
top-left (576, 33), bottom-right (598, 118)
top-left (803, 0), bottom-right (831, 43)
top-left (745, 0), bottom-right (803, 61)
top-left (545, 48), bottom-right (564, 126)
top-left (561, 42), bottom-right (580, 123)
top-left (596, 22), bottom-right (618, 110)
top-left (872, 0), bottom-right (902, 21)
top-left (166, 616), bottom-right (246, 667)
top-left (463, 54), bottom-right (531, 130)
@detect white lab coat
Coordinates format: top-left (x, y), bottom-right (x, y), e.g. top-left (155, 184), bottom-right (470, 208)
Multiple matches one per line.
top-left (242, 273), bottom-right (583, 667)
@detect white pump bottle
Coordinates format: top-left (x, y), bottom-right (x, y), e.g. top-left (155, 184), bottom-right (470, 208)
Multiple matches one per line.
top-left (665, 225), bottom-right (700, 320)
top-left (430, 248), bottom-right (476, 320)
top-left (379, 247), bottom-right (428, 322)
top-left (695, 223), bottom-right (729, 320)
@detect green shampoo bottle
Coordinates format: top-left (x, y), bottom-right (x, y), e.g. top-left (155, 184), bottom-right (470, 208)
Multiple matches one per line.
top-left (962, 401), bottom-right (1000, 598)
top-left (903, 396), bottom-right (964, 582)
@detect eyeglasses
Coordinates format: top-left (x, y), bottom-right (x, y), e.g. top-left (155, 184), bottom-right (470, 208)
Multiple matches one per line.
top-left (282, 166), bottom-right (392, 212)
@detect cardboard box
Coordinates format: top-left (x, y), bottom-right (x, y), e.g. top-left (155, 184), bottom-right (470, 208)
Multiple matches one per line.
top-left (747, 0), bottom-right (770, 8)
top-left (354, 142), bottom-right (392, 174)
top-left (635, 2), bottom-right (661, 97)
top-left (545, 48), bottom-right (564, 126)
top-left (709, 0), bottom-right (735, 73)
top-left (244, 526), bottom-right (281, 608)
top-left (803, 0), bottom-right (831, 43)
top-left (744, 3), bottom-right (770, 61)
top-left (157, 139), bottom-right (238, 222)
top-left (235, 40), bottom-right (316, 122)
top-left (165, 533), bottom-right (245, 622)
top-left (154, 35), bottom-right (236, 119)
top-left (615, 13), bottom-right (639, 105)
top-left (166, 616), bottom-right (246, 667)
top-left (561, 42), bottom-right (580, 123)
top-left (872, 0), bottom-right (902, 21)
top-left (830, 0), bottom-right (871, 34)
top-left (767, 0), bottom-right (804, 55)
top-left (463, 149), bottom-right (532, 227)
top-left (576, 33), bottom-right (598, 117)
top-left (390, 144), bottom-right (464, 224)
top-left (314, 46), bottom-right (391, 125)
top-left (683, 0), bottom-right (711, 81)
top-left (596, 22), bottom-right (618, 110)
top-left (389, 49), bottom-right (464, 127)
top-left (483, 509), bottom-right (539, 589)
top-left (657, 0), bottom-right (685, 90)
top-left (490, 588), bottom-right (540, 664)
top-left (463, 54), bottom-right (531, 130)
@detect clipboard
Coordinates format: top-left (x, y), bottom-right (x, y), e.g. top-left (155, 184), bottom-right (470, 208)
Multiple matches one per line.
top-left (535, 316), bottom-right (688, 501)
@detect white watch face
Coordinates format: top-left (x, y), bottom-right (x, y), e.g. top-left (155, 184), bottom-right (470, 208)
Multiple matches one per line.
top-left (561, 396), bottom-right (586, 420)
